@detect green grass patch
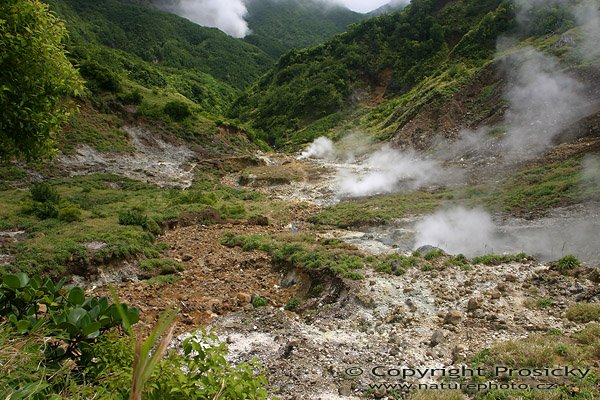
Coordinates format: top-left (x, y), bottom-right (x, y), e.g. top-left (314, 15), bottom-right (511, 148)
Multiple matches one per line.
top-left (470, 325), bottom-right (600, 399)
top-left (221, 233), bottom-right (366, 280)
top-left (486, 157), bottom-right (599, 212)
top-left (0, 173), bottom-right (288, 278)
top-left (556, 254), bottom-right (581, 271)
top-left (309, 190), bottom-right (453, 228)
top-left (143, 274), bottom-right (182, 286)
top-left (139, 258), bottom-right (183, 275)
top-left (471, 252), bottom-right (529, 266)
top-left (374, 254), bottom-right (420, 275)
top-left (61, 107), bottom-right (134, 154)
top-left (566, 303), bottom-right (600, 323)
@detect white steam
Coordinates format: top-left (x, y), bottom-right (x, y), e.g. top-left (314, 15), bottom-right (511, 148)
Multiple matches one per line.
top-left (155, 0), bottom-right (250, 38)
top-left (298, 137), bottom-right (336, 160)
top-left (582, 154), bottom-right (600, 187)
top-left (413, 206), bottom-right (600, 262)
top-left (298, 137), bottom-right (446, 197)
top-left (336, 146), bottom-right (442, 197)
top-left (574, 0), bottom-right (600, 61)
top-left (414, 207), bottom-right (500, 256)
top-left (501, 47), bottom-right (589, 159)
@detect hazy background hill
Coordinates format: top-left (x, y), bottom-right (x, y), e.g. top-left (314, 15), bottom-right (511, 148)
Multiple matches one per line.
top-left (244, 0), bottom-right (364, 57)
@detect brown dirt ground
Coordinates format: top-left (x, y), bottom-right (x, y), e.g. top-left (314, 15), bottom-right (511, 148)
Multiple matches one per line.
top-left (93, 224), bottom-right (297, 335)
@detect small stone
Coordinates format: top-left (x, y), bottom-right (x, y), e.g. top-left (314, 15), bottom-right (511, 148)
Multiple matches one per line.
top-left (467, 298), bottom-right (480, 311)
top-left (444, 310), bottom-right (463, 326)
top-left (429, 330), bottom-right (444, 347)
top-left (237, 292), bottom-right (252, 304)
top-left (373, 387), bottom-right (387, 398)
top-left (338, 382), bottom-right (352, 396)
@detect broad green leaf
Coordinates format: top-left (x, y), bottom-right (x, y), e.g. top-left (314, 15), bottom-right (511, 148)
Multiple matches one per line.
top-left (58, 321), bottom-right (79, 336)
top-left (67, 307), bottom-right (87, 325)
top-left (3, 273), bottom-right (29, 289)
top-left (68, 287), bottom-right (85, 305)
top-left (127, 307), bottom-right (140, 324)
top-left (83, 321), bottom-right (101, 337)
top-left (15, 319), bottom-right (30, 332)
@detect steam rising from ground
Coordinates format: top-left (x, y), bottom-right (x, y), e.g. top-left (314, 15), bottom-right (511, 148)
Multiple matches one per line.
top-left (297, 1), bottom-right (600, 261)
top-left (413, 206), bottom-right (600, 263)
top-left (154, 0), bottom-right (250, 37)
top-left (574, 0), bottom-right (600, 61)
top-left (414, 207), bottom-right (498, 256)
top-left (298, 137), bottom-right (445, 197)
top-left (335, 146), bottom-right (442, 197)
top-left (501, 48), bottom-right (589, 159)
top-left (298, 137), bottom-right (336, 160)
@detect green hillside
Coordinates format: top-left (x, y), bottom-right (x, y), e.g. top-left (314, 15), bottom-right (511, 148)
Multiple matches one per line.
top-left (244, 0), bottom-right (363, 58)
top-left (232, 0), bottom-right (514, 146)
top-left (45, 0), bottom-right (272, 90)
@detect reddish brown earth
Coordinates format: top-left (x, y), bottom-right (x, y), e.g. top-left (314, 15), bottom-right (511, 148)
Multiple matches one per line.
top-left (94, 224), bottom-right (297, 334)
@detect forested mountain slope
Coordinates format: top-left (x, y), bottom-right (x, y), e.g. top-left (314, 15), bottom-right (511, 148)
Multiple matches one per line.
top-left (232, 0), bottom-right (600, 149)
top-left (45, 0), bottom-right (272, 89)
top-left (244, 0), bottom-right (363, 58)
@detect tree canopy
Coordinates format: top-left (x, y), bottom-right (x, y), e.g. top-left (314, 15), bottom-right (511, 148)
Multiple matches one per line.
top-left (0, 0), bottom-right (83, 161)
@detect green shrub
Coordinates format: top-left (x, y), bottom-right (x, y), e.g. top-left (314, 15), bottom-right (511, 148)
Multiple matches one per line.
top-left (119, 90), bottom-right (143, 105)
top-left (79, 61), bottom-right (121, 93)
top-left (252, 296), bottom-right (268, 308)
top-left (163, 100), bottom-right (191, 121)
top-left (471, 252), bottom-right (529, 266)
top-left (58, 204), bottom-right (83, 222)
top-left (144, 218), bottom-right (162, 235)
top-left (424, 249), bottom-right (445, 260)
top-left (118, 209), bottom-right (148, 227)
top-left (285, 297), bottom-right (300, 311)
top-left (557, 255), bottom-right (580, 271)
top-left (0, 273), bottom-right (139, 358)
top-left (30, 182), bottom-right (60, 204)
top-left (219, 204), bottom-right (246, 219)
top-left (151, 331), bottom-right (269, 399)
top-left (32, 201), bottom-right (59, 219)
top-left (375, 254), bottom-right (419, 275)
top-left (566, 303), bottom-right (600, 323)
top-left (536, 298), bottom-right (555, 309)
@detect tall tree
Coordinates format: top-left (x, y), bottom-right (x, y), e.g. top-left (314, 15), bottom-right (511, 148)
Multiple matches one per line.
top-left (0, 0), bottom-right (83, 160)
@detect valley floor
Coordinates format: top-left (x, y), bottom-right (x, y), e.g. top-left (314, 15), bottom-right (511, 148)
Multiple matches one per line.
top-left (1, 127), bottom-right (599, 399)
top-left (93, 149), bottom-right (600, 399)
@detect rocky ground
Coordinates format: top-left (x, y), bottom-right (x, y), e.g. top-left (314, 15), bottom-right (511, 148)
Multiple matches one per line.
top-left (86, 216), bottom-right (599, 399)
top-left (60, 126), bottom-right (198, 189)
top-left (66, 142), bottom-right (599, 399)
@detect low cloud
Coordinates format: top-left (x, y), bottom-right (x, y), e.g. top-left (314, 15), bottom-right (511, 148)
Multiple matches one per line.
top-left (154, 0), bottom-right (250, 38)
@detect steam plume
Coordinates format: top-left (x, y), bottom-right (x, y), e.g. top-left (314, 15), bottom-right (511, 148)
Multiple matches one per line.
top-left (574, 0), bottom-right (600, 61)
top-left (335, 146), bottom-right (443, 197)
top-left (501, 47), bottom-right (589, 160)
top-left (298, 137), bottom-right (336, 160)
top-left (414, 207), bottom-right (500, 256)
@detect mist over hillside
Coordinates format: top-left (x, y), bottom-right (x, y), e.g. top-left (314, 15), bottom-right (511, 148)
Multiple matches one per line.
top-left (151, 0), bottom-right (366, 56)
